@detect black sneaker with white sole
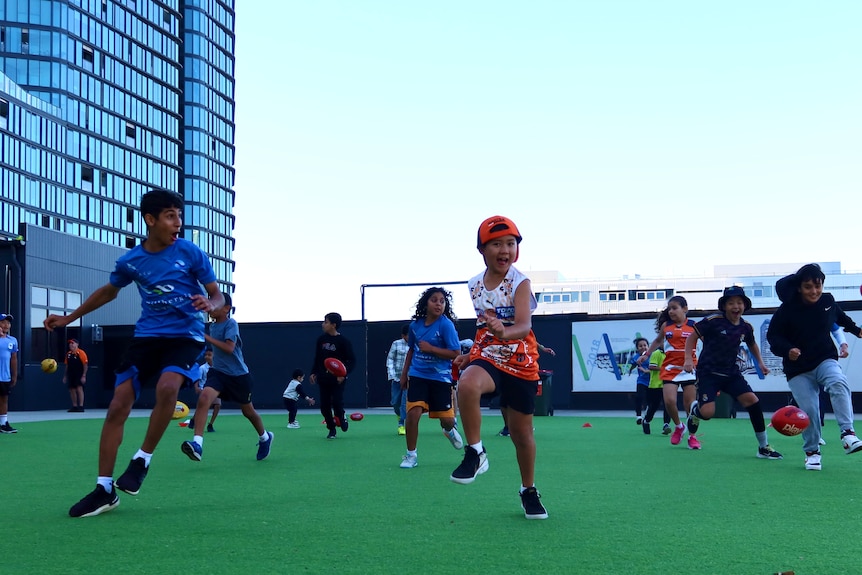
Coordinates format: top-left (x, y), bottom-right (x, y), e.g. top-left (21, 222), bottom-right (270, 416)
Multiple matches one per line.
top-left (450, 446), bottom-right (489, 484)
top-left (520, 486), bottom-right (548, 520)
top-left (116, 457), bottom-right (148, 496)
top-left (69, 486), bottom-right (120, 518)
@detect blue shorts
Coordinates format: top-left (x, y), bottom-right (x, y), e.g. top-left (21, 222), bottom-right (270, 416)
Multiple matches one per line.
top-left (115, 338), bottom-right (204, 400)
top-left (695, 371), bottom-right (753, 405)
top-left (468, 360), bottom-right (538, 415)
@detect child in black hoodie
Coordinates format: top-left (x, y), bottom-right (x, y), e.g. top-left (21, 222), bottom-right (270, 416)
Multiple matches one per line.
top-left (767, 263), bottom-right (862, 471)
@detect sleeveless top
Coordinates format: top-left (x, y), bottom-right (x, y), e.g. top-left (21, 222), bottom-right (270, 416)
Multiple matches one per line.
top-left (660, 319), bottom-right (697, 382)
top-left (467, 266), bottom-right (539, 381)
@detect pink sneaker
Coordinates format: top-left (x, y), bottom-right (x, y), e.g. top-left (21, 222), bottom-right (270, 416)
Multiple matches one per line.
top-left (670, 425), bottom-right (685, 445)
top-left (687, 435), bottom-right (701, 450)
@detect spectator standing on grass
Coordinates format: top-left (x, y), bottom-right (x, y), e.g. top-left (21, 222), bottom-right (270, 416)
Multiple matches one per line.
top-left (387, 324), bottom-right (410, 436)
top-left (0, 313), bottom-right (19, 434)
top-left (64, 338), bottom-right (89, 413)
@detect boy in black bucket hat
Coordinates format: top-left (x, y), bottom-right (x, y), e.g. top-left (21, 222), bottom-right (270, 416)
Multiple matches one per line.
top-left (682, 286), bottom-right (782, 459)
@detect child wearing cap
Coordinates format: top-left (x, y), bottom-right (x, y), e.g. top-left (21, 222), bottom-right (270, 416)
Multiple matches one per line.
top-left (450, 215), bottom-right (548, 520)
top-left (767, 263), bottom-right (862, 470)
top-left (682, 287), bottom-right (782, 459)
top-left (64, 339), bottom-right (89, 412)
top-left (0, 313), bottom-right (19, 433)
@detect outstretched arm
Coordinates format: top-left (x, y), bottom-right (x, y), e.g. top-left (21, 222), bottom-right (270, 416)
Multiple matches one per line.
top-left (44, 283), bottom-right (121, 331)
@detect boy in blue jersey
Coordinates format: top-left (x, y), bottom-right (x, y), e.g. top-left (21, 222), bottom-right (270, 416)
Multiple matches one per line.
top-left (682, 286), bottom-right (781, 459)
top-left (44, 189), bottom-right (224, 518)
top-left (181, 292), bottom-right (273, 462)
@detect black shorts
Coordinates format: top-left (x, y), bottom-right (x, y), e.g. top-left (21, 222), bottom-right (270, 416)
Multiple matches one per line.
top-left (67, 376), bottom-right (84, 389)
top-left (406, 376), bottom-right (455, 418)
top-left (468, 360), bottom-right (538, 415)
top-left (695, 372), bottom-right (753, 405)
top-left (115, 338), bottom-right (204, 398)
top-left (205, 369), bottom-right (254, 405)
top-left (0, 381), bottom-right (12, 397)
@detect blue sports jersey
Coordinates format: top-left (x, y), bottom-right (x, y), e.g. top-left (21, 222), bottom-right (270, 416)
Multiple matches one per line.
top-left (407, 316), bottom-right (460, 383)
top-left (694, 313), bottom-right (755, 376)
top-left (0, 334), bottom-right (18, 381)
top-left (209, 318), bottom-right (249, 376)
top-left (109, 239), bottom-right (217, 341)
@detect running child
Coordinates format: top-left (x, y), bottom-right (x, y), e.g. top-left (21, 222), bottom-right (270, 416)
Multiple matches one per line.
top-left (638, 296), bottom-right (700, 449)
top-left (641, 347), bottom-right (671, 435)
top-left (44, 189), bottom-right (224, 517)
top-left (683, 286), bottom-right (782, 459)
top-left (767, 263), bottom-right (862, 470)
top-left (631, 337), bottom-right (650, 425)
top-left (181, 293), bottom-right (274, 462)
top-left (398, 287), bottom-right (463, 469)
top-left (451, 215), bottom-right (548, 520)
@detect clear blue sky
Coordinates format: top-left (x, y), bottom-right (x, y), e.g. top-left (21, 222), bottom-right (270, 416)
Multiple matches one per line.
top-left (231, 1), bottom-right (861, 323)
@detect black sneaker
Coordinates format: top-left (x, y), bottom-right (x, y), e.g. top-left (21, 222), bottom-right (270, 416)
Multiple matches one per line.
top-left (326, 430), bottom-right (337, 440)
top-left (642, 420), bottom-right (651, 435)
top-left (340, 416), bottom-right (349, 433)
top-left (498, 427), bottom-right (510, 437)
top-left (519, 486), bottom-right (548, 519)
top-left (69, 486), bottom-right (120, 518)
top-left (116, 457), bottom-right (148, 495)
top-left (686, 401), bottom-right (700, 435)
top-left (450, 446), bottom-right (489, 484)
top-left (207, 423), bottom-right (215, 433)
top-left (0, 422), bottom-right (18, 433)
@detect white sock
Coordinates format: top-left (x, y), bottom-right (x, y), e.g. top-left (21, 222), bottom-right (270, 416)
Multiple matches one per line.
top-left (97, 477), bottom-right (113, 492)
top-left (194, 435), bottom-right (204, 446)
top-left (676, 423), bottom-right (685, 429)
top-left (519, 484), bottom-right (534, 494)
top-left (259, 431), bottom-right (269, 442)
top-left (470, 441), bottom-right (484, 454)
top-left (133, 449), bottom-right (152, 466)
top-left (407, 449), bottom-right (417, 457)
top-left (0, 415), bottom-right (7, 425)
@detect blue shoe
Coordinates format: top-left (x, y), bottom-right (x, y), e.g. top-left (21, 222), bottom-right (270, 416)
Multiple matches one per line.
top-left (181, 440), bottom-right (203, 462)
top-left (257, 432), bottom-right (273, 460)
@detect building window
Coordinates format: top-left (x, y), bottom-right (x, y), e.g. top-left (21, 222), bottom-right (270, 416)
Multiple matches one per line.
top-left (600, 291), bottom-right (625, 301)
top-left (30, 286), bottom-right (83, 362)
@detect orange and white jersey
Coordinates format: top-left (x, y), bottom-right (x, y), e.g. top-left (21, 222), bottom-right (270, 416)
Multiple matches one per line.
top-left (467, 266), bottom-right (539, 381)
top-left (660, 319), bottom-right (697, 382)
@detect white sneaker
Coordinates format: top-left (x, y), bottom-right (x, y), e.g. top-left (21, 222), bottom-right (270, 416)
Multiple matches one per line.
top-left (400, 453), bottom-right (418, 468)
top-left (819, 437), bottom-right (826, 446)
top-left (805, 452), bottom-right (822, 471)
top-left (287, 422), bottom-right (300, 429)
top-left (445, 427), bottom-right (464, 450)
top-left (842, 432), bottom-right (862, 454)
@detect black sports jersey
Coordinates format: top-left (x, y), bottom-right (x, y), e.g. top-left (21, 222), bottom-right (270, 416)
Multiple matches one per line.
top-left (693, 313), bottom-right (755, 376)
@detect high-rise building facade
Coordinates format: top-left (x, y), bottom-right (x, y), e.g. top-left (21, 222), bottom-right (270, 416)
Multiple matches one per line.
top-left (0, 0), bottom-right (236, 290)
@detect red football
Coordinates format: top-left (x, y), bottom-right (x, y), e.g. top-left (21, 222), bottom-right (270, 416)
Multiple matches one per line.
top-left (771, 406), bottom-right (810, 436)
top-left (349, 412), bottom-right (364, 421)
top-left (324, 357), bottom-right (347, 377)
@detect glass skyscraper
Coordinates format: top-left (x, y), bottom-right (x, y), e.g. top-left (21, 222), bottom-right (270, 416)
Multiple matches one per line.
top-left (0, 0), bottom-right (236, 290)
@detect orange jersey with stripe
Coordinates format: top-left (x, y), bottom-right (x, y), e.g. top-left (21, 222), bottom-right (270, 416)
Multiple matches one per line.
top-left (467, 266), bottom-right (539, 381)
top-left (659, 319), bottom-right (697, 382)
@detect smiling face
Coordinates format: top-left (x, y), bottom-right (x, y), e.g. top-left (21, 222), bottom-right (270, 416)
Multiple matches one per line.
top-left (635, 339), bottom-right (649, 355)
top-left (480, 234), bottom-right (518, 276)
top-left (798, 278), bottom-right (823, 305)
top-left (722, 296), bottom-right (746, 322)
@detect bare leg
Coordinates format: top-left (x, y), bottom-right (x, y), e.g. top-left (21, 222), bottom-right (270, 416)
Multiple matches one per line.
top-left (97, 380), bottom-right (136, 477)
top-left (507, 407), bottom-right (536, 487)
top-left (240, 402), bottom-right (265, 435)
top-left (456, 366), bottom-right (496, 445)
top-left (139, 372), bottom-right (184, 453)
top-left (405, 405), bottom-right (423, 451)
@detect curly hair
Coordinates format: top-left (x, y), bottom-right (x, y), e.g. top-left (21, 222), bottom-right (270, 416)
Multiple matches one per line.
top-left (412, 287), bottom-right (457, 324)
top-left (655, 295), bottom-right (688, 332)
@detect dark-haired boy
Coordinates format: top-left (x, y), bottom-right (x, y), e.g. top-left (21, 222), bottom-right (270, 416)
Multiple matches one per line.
top-left (181, 292), bottom-right (273, 463)
top-left (310, 312), bottom-right (356, 439)
top-left (767, 263), bottom-right (862, 471)
top-left (45, 189), bottom-right (224, 517)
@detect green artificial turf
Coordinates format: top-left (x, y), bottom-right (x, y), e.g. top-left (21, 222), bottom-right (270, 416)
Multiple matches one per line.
top-left (2, 412), bottom-right (856, 575)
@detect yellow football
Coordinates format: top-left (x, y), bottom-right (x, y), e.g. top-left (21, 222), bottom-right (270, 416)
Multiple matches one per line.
top-left (41, 358), bottom-right (58, 374)
top-left (173, 401), bottom-right (190, 420)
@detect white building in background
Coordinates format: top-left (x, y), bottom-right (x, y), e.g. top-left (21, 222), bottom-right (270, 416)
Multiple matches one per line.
top-left (532, 262), bottom-right (862, 316)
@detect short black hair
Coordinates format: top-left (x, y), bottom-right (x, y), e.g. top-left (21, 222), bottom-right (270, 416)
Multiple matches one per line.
top-left (292, 368), bottom-right (304, 379)
top-left (223, 292), bottom-right (233, 311)
top-left (401, 323), bottom-right (410, 336)
top-left (325, 312), bottom-right (342, 329)
top-left (633, 337), bottom-right (649, 347)
top-left (796, 263), bottom-right (825, 284)
top-left (140, 189), bottom-right (183, 221)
